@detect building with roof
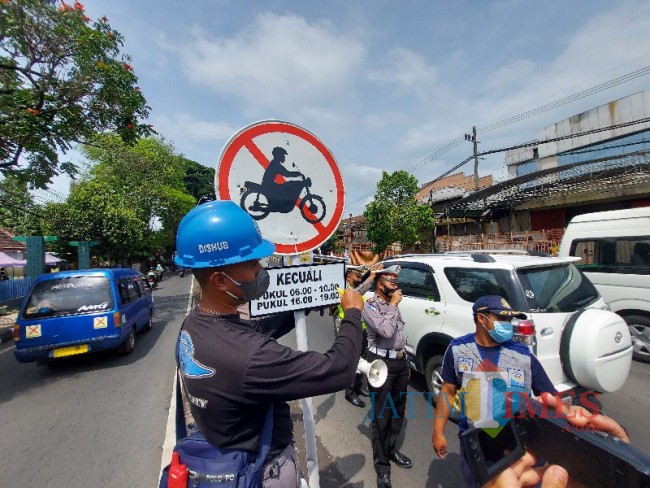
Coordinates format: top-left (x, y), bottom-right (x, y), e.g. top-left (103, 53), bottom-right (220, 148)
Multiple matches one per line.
top-left (343, 90), bottom-right (650, 255)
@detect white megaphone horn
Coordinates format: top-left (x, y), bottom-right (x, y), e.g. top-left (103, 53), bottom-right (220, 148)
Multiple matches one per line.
top-left (357, 358), bottom-right (388, 388)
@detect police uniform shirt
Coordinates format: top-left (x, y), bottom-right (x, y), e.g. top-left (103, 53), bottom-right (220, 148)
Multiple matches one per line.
top-left (362, 296), bottom-right (406, 350)
top-left (179, 307), bottom-right (363, 460)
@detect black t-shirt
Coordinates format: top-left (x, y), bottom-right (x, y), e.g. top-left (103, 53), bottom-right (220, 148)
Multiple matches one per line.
top-left (179, 306), bottom-right (363, 460)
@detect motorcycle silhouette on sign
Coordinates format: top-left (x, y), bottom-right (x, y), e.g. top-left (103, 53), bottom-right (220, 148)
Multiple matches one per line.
top-left (239, 146), bottom-right (327, 224)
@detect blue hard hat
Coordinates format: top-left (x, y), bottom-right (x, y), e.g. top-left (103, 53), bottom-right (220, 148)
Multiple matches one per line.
top-left (174, 200), bottom-right (275, 268)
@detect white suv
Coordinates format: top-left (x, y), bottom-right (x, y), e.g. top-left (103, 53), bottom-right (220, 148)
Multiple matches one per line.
top-left (372, 252), bottom-right (633, 402)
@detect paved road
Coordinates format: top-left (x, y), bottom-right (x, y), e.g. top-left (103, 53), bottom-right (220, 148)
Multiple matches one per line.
top-left (0, 274), bottom-right (190, 487)
top-left (0, 276), bottom-right (647, 487)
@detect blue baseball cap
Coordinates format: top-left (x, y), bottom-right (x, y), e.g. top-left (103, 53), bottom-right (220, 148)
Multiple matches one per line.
top-left (472, 295), bottom-right (527, 319)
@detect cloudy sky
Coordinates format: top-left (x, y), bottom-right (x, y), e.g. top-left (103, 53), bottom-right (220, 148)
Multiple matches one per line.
top-left (53, 0), bottom-right (650, 216)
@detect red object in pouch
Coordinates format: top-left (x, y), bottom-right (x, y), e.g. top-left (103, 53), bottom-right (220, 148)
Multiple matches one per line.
top-left (168, 451), bottom-right (189, 488)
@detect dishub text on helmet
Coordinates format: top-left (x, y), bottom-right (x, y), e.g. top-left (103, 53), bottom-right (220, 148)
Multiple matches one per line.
top-left (198, 241), bottom-right (229, 253)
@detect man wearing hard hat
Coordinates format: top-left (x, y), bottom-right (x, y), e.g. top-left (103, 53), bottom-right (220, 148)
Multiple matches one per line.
top-left (173, 200), bottom-right (365, 487)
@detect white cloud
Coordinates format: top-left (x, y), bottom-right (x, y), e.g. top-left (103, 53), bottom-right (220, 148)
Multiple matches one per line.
top-left (399, 0), bottom-right (650, 167)
top-left (154, 113), bottom-right (236, 142)
top-left (342, 163), bottom-right (383, 200)
top-left (367, 47), bottom-right (438, 98)
top-left (484, 59), bottom-right (536, 93)
top-left (174, 12), bottom-right (366, 112)
top-left (479, 1), bottom-right (650, 127)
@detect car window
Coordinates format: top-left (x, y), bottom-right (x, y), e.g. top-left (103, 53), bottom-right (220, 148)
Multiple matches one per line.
top-left (570, 236), bottom-right (650, 275)
top-left (516, 264), bottom-right (599, 313)
top-left (118, 278), bottom-right (132, 305)
top-left (399, 266), bottom-right (440, 301)
top-left (444, 267), bottom-right (527, 311)
top-left (23, 276), bottom-right (114, 318)
top-left (127, 279), bottom-right (140, 301)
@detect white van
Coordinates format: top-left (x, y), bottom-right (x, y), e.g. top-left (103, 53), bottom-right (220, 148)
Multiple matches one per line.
top-left (558, 207), bottom-right (650, 363)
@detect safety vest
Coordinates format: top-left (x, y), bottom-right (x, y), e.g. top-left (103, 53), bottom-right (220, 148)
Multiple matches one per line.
top-left (449, 337), bottom-right (532, 431)
top-left (337, 284), bottom-right (367, 329)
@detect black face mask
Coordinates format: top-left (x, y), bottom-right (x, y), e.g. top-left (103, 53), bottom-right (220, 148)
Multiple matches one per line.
top-left (221, 268), bottom-right (270, 303)
top-left (381, 284), bottom-right (398, 299)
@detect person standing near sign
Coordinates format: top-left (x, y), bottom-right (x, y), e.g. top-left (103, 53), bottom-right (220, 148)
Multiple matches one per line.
top-left (174, 200), bottom-right (365, 488)
top-left (336, 264), bottom-right (383, 408)
top-left (363, 265), bottom-right (412, 488)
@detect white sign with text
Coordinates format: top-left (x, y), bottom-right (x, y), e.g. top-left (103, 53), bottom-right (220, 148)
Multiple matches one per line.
top-left (251, 262), bottom-right (345, 317)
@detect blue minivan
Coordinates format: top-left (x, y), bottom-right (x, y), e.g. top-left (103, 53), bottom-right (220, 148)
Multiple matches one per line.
top-left (14, 268), bottom-right (154, 363)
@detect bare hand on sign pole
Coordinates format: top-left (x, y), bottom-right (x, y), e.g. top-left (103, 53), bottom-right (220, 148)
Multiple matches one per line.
top-left (340, 288), bottom-right (363, 311)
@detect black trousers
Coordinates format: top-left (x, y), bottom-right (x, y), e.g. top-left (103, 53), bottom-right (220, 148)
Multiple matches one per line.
top-left (345, 329), bottom-right (368, 396)
top-left (366, 351), bottom-right (409, 475)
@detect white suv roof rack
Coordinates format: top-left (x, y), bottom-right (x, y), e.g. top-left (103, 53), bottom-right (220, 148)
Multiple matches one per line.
top-left (444, 249), bottom-right (550, 257)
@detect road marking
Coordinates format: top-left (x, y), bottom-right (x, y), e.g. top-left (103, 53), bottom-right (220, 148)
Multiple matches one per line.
top-left (0, 344), bottom-right (15, 355)
top-left (159, 277), bottom-right (195, 477)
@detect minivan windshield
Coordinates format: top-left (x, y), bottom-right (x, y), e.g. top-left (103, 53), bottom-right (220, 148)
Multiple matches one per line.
top-left (23, 276), bottom-right (114, 319)
top-left (516, 263), bottom-right (600, 313)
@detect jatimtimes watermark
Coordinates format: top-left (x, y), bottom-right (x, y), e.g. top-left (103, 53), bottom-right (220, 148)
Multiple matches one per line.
top-left (363, 390), bottom-right (601, 426)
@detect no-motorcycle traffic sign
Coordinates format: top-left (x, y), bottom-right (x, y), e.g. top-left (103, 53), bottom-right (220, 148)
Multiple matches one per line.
top-left (217, 120), bottom-right (345, 255)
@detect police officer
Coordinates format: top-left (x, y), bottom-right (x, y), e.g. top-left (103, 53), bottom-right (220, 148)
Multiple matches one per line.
top-left (174, 201), bottom-right (365, 488)
top-left (363, 265), bottom-right (412, 488)
top-left (337, 264), bottom-right (383, 408)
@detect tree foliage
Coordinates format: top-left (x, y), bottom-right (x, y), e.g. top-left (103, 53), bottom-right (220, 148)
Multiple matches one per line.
top-left (0, 174), bottom-right (43, 235)
top-left (40, 135), bottom-right (196, 261)
top-left (41, 179), bottom-right (145, 260)
top-left (0, 0), bottom-right (152, 188)
top-left (183, 159), bottom-right (216, 203)
top-left (363, 170), bottom-right (433, 254)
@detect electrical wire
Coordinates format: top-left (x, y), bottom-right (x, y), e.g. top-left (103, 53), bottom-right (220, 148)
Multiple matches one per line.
top-left (345, 65), bottom-right (650, 211)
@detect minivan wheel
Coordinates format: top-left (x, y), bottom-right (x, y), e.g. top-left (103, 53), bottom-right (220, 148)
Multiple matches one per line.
top-left (424, 355), bottom-right (445, 404)
top-left (625, 315), bottom-right (650, 363)
top-left (119, 327), bottom-right (136, 355)
top-left (143, 312), bottom-right (153, 332)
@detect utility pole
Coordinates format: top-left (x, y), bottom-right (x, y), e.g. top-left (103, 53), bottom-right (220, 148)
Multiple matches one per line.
top-left (465, 126), bottom-right (480, 190)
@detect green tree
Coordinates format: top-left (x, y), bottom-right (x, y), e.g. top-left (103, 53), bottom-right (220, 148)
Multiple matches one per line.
top-left (79, 134), bottom-right (194, 256)
top-left (0, 175), bottom-right (45, 235)
top-left (364, 170), bottom-right (433, 254)
top-left (0, 0), bottom-right (153, 188)
top-left (41, 179), bottom-right (145, 261)
top-left (183, 159), bottom-right (216, 203)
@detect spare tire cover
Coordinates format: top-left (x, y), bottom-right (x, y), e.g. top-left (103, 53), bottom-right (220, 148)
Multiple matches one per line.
top-left (561, 309), bottom-right (632, 392)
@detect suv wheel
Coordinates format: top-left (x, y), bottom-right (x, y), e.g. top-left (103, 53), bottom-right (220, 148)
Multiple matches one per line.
top-left (625, 315), bottom-right (650, 363)
top-left (424, 354), bottom-right (445, 404)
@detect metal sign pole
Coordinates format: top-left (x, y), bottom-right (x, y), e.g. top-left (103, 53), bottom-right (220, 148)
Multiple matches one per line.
top-left (218, 120), bottom-right (346, 488)
top-left (294, 309), bottom-right (320, 488)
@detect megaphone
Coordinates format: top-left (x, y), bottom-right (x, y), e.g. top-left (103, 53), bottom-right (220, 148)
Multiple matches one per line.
top-left (357, 358), bottom-right (388, 388)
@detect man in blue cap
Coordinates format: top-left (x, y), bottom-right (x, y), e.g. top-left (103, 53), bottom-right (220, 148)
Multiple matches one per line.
top-left (432, 295), bottom-right (632, 487)
top-left (432, 295), bottom-right (557, 487)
